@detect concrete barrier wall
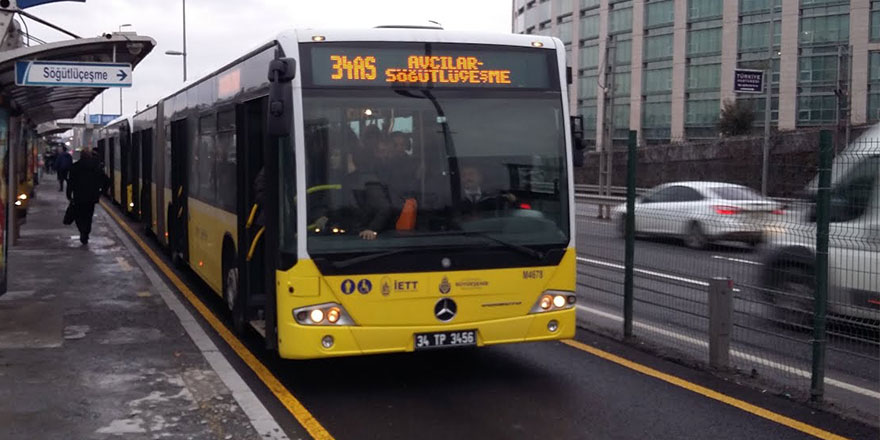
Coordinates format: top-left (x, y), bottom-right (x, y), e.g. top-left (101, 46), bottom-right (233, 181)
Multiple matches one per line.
top-left (575, 127), bottom-right (870, 197)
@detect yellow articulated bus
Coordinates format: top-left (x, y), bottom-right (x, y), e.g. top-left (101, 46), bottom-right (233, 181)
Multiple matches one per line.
top-left (101, 27), bottom-right (585, 359)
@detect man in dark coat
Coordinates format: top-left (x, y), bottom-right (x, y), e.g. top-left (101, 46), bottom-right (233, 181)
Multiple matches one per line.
top-left (67, 149), bottom-right (110, 245)
top-left (55, 147), bottom-right (73, 191)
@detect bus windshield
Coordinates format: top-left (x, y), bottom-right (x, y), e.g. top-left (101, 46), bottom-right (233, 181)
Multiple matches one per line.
top-left (299, 88), bottom-right (569, 263)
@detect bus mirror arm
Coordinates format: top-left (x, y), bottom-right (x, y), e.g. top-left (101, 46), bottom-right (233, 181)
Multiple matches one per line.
top-left (267, 57), bottom-right (296, 137)
top-left (267, 57), bottom-right (296, 83)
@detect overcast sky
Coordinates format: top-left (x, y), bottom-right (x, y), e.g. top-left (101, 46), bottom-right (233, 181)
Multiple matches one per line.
top-left (26, 0), bottom-right (514, 120)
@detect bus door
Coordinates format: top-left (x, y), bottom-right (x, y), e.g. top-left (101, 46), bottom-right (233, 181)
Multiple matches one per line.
top-left (130, 132), bottom-right (142, 218)
top-left (95, 139), bottom-right (106, 174)
top-left (120, 134), bottom-right (129, 209)
top-left (109, 137), bottom-right (119, 204)
top-left (169, 119), bottom-right (189, 265)
top-left (235, 97), bottom-right (268, 332)
top-left (141, 128), bottom-right (154, 233)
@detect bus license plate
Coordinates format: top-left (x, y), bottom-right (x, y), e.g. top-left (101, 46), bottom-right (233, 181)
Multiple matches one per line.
top-left (414, 330), bottom-right (476, 350)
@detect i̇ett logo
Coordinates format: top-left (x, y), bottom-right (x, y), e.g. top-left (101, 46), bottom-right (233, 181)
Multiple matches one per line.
top-left (439, 276), bottom-right (451, 294)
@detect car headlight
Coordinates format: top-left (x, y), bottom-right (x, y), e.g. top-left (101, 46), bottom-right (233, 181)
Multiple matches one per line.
top-left (529, 290), bottom-right (576, 314)
top-left (293, 303), bottom-right (355, 326)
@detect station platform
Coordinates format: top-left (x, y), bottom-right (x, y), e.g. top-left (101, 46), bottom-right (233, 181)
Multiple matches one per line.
top-left (0, 188), bottom-right (287, 440)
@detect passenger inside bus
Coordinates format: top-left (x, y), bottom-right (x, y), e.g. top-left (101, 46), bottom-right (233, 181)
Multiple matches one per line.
top-left (308, 134), bottom-right (394, 241)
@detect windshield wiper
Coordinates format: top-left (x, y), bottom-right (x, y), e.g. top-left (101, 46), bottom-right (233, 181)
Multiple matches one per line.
top-left (329, 248), bottom-right (417, 269)
top-left (328, 232), bottom-right (545, 269)
top-left (444, 231), bottom-right (545, 260)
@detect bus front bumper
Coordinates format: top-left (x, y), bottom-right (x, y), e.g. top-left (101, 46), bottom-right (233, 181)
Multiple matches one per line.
top-left (276, 308), bottom-right (576, 360)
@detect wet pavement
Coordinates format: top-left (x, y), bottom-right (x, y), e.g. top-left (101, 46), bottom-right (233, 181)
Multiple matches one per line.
top-left (0, 187), bottom-right (280, 440)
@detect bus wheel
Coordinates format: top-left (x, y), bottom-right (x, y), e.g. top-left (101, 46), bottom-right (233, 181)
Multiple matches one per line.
top-left (171, 250), bottom-right (182, 268)
top-left (223, 255), bottom-right (246, 334)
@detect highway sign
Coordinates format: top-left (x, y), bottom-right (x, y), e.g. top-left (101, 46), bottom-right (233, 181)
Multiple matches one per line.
top-left (15, 61), bottom-right (133, 88)
top-left (733, 69), bottom-right (764, 94)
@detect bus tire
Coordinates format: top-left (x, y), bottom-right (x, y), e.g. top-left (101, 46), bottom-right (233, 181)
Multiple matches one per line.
top-left (222, 246), bottom-right (246, 334)
top-left (171, 250), bottom-right (184, 268)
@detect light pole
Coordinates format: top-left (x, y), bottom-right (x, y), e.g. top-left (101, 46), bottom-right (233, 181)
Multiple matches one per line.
top-left (165, 0), bottom-right (187, 82)
top-left (118, 24), bottom-right (131, 115)
top-left (761, 10), bottom-right (777, 197)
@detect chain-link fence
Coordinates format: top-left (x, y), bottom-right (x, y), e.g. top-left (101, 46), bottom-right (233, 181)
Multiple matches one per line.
top-left (575, 129), bottom-right (879, 419)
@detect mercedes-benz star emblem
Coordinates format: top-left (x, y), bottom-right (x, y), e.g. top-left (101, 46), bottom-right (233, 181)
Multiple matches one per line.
top-left (434, 298), bottom-right (457, 322)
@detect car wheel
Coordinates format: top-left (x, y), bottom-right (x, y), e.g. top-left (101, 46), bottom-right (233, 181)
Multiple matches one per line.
top-left (769, 265), bottom-right (815, 331)
top-left (223, 258), bottom-right (246, 334)
top-left (683, 221), bottom-right (708, 250)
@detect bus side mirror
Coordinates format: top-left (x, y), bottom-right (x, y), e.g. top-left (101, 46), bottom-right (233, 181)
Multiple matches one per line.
top-left (570, 115), bottom-right (586, 167)
top-left (267, 57), bottom-right (296, 137)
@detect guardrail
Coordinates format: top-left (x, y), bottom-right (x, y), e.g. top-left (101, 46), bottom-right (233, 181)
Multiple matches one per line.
top-left (574, 184), bottom-right (636, 207)
top-left (574, 184), bottom-right (800, 208)
top-left (574, 184), bottom-right (645, 196)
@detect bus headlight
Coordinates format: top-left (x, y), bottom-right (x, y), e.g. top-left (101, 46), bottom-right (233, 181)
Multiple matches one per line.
top-left (530, 291), bottom-right (576, 314)
top-left (294, 303), bottom-right (355, 326)
top-left (17, 193), bottom-right (27, 201)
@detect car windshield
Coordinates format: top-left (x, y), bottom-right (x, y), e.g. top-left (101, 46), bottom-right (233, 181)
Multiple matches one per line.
top-left (299, 88), bottom-right (569, 258)
top-left (710, 186), bottom-right (767, 201)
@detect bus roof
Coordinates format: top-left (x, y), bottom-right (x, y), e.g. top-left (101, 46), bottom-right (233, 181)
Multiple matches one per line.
top-left (287, 28), bottom-right (561, 49)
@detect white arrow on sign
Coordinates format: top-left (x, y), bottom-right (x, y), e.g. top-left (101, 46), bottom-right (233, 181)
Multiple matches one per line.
top-left (15, 61), bottom-right (133, 88)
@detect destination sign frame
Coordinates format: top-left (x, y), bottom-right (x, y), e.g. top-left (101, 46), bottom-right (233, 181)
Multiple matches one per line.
top-left (15, 60), bottom-right (133, 88)
top-left (302, 43), bottom-right (558, 90)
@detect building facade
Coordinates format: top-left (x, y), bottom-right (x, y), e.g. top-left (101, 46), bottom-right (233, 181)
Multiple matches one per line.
top-left (513, 0), bottom-right (879, 145)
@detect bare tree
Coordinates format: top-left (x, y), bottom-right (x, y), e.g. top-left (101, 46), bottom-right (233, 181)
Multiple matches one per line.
top-left (718, 99), bottom-right (755, 137)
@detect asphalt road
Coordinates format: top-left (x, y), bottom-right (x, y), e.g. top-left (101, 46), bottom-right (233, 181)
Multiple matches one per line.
top-left (107, 202), bottom-right (879, 440)
top-left (574, 202), bottom-right (880, 418)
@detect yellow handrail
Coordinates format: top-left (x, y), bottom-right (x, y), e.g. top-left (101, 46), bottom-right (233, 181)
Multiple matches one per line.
top-left (246, 226), bottom-right (265, 262)
top-left (306, 184), bottom-right (342, 195)
top-left (246, 203), bottom-right (259, 229)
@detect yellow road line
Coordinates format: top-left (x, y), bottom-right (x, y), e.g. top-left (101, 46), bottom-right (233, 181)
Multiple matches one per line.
top-left (101, 201), bottom-right (334, 440)
top-left (562, 339), bottom-right (848, 440)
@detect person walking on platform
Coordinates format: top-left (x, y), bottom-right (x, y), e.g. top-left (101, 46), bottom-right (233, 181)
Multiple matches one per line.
top-left (55, 147), bottom-right (73, 191)
top-left (67, 149), bottom-right (110, 245)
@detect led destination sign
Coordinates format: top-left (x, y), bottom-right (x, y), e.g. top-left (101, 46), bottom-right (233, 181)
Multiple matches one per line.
top-left (330, 54), bottom-right (512, 85)
top-left (306, 44), bottom-right (555, 89)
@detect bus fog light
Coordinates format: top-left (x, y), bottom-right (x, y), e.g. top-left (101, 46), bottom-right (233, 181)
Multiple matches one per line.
top-left (309, 309), bottom-right (324, 323)
top-left (552, 295), bottom-right (566, 308)
top-left (547, 320), bottom-right (559, 332)
top-left (321, 335), bottom-right (334, 348)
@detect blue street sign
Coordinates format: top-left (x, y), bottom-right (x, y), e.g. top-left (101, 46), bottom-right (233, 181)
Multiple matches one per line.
top-left (88, 114), bottom-right (121, 125)
top-left (15, 60), bottom-right (133, 88)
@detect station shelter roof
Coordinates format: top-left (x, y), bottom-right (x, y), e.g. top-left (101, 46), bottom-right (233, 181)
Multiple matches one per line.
top-left (0, 34), bottom-right (155, 124)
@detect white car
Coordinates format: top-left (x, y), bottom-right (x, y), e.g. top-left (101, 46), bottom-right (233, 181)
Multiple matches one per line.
top-left (611, 181), bottom-right (782, 249)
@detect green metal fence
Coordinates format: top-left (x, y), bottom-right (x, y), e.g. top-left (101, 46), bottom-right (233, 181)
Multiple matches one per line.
top-left (576, 129), bottom-right (879, 418)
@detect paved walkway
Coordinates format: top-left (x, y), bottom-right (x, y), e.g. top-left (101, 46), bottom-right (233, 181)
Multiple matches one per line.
top-left (0, 186), bottom-right (285, 439)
